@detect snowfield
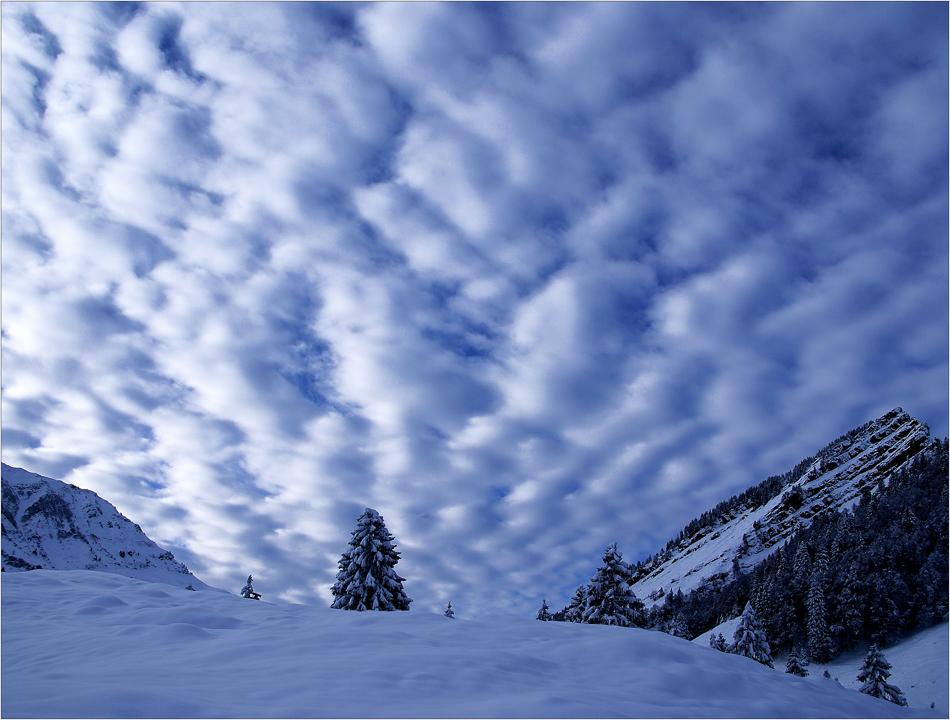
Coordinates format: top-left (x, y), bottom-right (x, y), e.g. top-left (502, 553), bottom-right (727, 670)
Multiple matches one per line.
top-left (2, 571), bottom-right (941, 718)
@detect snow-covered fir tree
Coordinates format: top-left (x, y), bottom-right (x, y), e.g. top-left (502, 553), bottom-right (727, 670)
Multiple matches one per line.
top-left (330, 508), bottom-right (411, 611)
top-left (785, 648), bottom-right (809, 677)
top-left (582, 543), bottom-right (644, 627)
top-left (667, 615), bottom-right (688, 638)
top-left (565, 585), bottom-right (589, 622)
top-left (732, 602), bottom-right (774, 668)
top-left (709, 632), bottom-right (728, 652)
top-left (806, 575), bottom-right (833, 663)
top-left (857, 644), bottom-right (907, 706)
top-left (444, 602), bottom-right (455, 619)
top-left (536, 599), bottom-right (551, 621)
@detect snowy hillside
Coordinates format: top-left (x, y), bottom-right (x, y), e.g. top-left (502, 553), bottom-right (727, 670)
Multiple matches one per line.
top-left (1, 570), bottom-right (941, 719)
top-left (632, 409), bottom-right (931, 605)
top-left (2, 463), bottom-right (205, 590)
top-left (693, 620), bottom-right (949, 714)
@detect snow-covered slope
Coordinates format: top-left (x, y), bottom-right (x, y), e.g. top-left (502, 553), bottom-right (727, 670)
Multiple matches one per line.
top-left (1, 570), bottom-right (940, 718)
top-left (1, 463), bottom-right (205, 590)
top-left (693, 618), bottom-right (949, 714)
top-left (633, 409), bottom-right (932, 605)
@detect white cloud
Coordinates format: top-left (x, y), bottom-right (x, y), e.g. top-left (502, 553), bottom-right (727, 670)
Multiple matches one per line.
top-left (2, 2), bottom-right (946, 616)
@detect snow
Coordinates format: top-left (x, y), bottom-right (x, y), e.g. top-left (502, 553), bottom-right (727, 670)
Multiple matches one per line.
top-left (3, 570), bottom-right (941, 718)
top-left (694, 618), bottom-right (949, 715)
top-left (812, 623), bottom-right (949, 715)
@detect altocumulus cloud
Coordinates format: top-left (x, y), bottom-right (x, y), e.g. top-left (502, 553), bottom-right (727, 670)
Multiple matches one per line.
top-left (2, 2), bottom-right (946, 615)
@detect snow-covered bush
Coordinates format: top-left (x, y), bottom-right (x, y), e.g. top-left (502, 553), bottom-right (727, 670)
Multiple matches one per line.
top-left (444, 602), bottom-right (455, 619)
top-left (330, 508), bottom-right (411, 611)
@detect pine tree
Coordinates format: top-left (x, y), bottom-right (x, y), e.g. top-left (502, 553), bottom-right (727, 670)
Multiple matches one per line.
top-left (444, 602), bottom-right (455, 619)
top-left (807, 575), bottom-right (833, 663)
top-left (582, 543), bottom-right (644, 627)
top-left (330, 508), bottom-right (412, 611)
top-left (785, 648), bottom-right (809, 677)
top-left (732, 602), bottom-right (774, 667)
top-left (565, 584), bottom-right (589, 623)
top-left (857, 644), bottom-right (907, 706)
top-left (536, 599), bottom-right (551, 621)
top-left (709, 632), bottom-right (728, 652)
top-left (667, 615), bottom-right (688, 638)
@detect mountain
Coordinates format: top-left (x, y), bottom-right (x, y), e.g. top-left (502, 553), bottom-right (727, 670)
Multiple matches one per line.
top-left (1, 463), bottom-right (206, 590)
top-left (631, 408), bottom-right (933, 606)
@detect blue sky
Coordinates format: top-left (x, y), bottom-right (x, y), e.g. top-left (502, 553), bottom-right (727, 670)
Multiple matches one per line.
top-left (2, 2), bottom-right (947, 616)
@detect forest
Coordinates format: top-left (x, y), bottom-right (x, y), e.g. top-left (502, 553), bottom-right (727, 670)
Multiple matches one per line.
top-left (641, 438), bottom-right (949, 660)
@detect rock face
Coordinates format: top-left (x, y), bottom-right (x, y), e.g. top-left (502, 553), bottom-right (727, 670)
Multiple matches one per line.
top-left (632, 408), bottom-right (932, 605)
top-left (1, 463), bottom-right (206, 590)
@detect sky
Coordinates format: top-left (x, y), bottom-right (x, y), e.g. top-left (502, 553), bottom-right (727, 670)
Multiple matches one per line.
top-left (2, 1), bottom-right (947, 617)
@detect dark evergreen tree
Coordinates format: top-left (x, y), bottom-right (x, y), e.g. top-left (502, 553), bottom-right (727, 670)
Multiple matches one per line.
top-left (785, 648), bottom-right (809, 677)
top-left (582, 543), bottom-right (644, 627)
top-left (536, 599), bottom-right (551, 621)
top-left (667, 615), bottom-right (688, 638)
top-left (857, 644), bottom-right (907, 706)
top-left (564, 585), bottom-right (588, 622)
top-left (444, 602), bottom-right (455, 618)
top-left (732, 602), bottom-right (774, 667)
top-left (330, 508), bottom-right (411, 611)
top-left (807, 575), bottom-right (833, 663)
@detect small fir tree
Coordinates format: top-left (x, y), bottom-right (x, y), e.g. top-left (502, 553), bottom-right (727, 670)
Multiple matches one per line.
top-left (807, 577), bottom-right (833, 663)
top-left (785, 648), bottom-right (809, 677)
top-left (444, 602), bottom-right (455, 619)
top-left (536, 599), bottom-right (551, 621)
top-left (709, 632), bottom-right (729, 652)
top-left (581, 543), bottom-right (644, 627)
top-left (565, 585), bottom-right (589, 623)
top-left (330, 508), bottom-right (412, 611)
top-left (732, 602), bottom-right (774, 668)
top-left (667, 615), bottom-right (688, 638)
top-left (857, 644), bottom-right (907, 706)
top-left (240, 575), bottom-right (261, 600)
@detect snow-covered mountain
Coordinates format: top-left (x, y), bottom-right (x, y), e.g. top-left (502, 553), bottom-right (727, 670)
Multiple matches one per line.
top-left (2, 569), bottom-right (940, 718)
top-left (632, 408), bottom-right (933, 606)
top-left (1, 463), bottom-right (206, 590)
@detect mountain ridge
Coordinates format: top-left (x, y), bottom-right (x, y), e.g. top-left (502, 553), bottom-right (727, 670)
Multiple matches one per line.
top-left (1, 462), bottom-right (208, 590)
top-left (630, 408), bottom-right (933, 606)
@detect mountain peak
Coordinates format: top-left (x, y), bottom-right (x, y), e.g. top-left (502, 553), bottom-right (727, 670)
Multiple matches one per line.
top-left (1, 463), bottom-right (207, 590)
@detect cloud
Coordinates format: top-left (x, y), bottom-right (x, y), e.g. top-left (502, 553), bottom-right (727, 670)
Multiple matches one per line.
top-left (2, 2), bottom-right (946, 615)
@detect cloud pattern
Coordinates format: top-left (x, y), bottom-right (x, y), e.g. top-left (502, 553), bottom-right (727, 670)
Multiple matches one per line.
top-left (2, 2), bottom-right (946, 615)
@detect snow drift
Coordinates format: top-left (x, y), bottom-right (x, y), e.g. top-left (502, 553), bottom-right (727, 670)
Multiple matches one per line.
top-left (1, 570), bottom-right (940, 718)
